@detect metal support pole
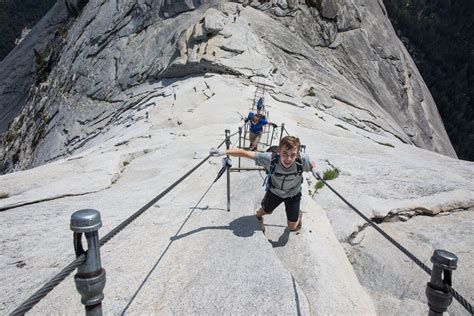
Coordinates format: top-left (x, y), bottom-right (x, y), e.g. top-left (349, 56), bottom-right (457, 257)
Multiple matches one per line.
top-left (280, 123), bottom-right (285, 143)
top-left (265, 114), bottom-right (270, 146)
top-left (243, 122), bottom-right (247, 149)
top-left (71, 209), bottom-right (106, 316)
top-left (225, 129), bottom-right (231, 212)
top-left (270, 124), bottom-right (276, 147)
top-left (426, 249), bottom-right (458, 316)
top-left (238, 126), bottom-right (242, 170)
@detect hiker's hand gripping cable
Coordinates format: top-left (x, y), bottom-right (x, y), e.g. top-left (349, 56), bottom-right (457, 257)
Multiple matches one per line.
top-left (210, 147), bottom-right (226, 157)
top-left (312, 167), bottom-right (321, 180)
top-left (213, 157), bottom-right (232, 182)
top-left (309, 160), bottom-right (320, 179)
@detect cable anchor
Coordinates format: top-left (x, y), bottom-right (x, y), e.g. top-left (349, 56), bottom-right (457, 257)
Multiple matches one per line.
top-left (71, 209), bottom-right (106, 316)
top-left (426, 249), bottom-right (458, 316)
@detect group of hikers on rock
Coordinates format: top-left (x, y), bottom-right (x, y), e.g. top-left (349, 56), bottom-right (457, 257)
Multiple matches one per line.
top-left (244, 97), bottom-right (277, 151)
top-left (210, 97), bottom-right (318, 232)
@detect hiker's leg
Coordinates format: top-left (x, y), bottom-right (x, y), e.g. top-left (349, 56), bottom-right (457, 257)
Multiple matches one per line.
top-left (253, 133), bottom-right (262, 150)
top-left (249, 132), bottom-right (257, 150)
top-left (259, 190), bottom-right (283, 218)
top-left (287, 217), bottom-right (301, 231)
top-left (256, 207), bottom-right (266, 218)
top-left (249, 131), bottom-right (261, 150)
top-left (285, 193), bottom-right (302, 231)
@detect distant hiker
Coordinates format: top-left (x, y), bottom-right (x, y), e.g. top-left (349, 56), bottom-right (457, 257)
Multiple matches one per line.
top-left (210, 136), bottom-right (317, 232)
top-left (234, 5), bottom-right (240, 23)
top-left (244, 112), bottom-right (276, 151)
top-left (256, 97), bottom-right (264, 113)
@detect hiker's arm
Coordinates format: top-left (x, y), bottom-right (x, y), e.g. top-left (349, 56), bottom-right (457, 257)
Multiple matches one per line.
top-left (247, 112), bottom-right (253, 120)
top-left (310, 161), bottom-right (320, 179)
top-left (225, 148), bottom-right (256, 159)
top-left (268, 120), bottom-right (278, 127)
top-left (244, 112), bottom-right (251, 123)
top-left (209, 147), bottom-right (256, 159)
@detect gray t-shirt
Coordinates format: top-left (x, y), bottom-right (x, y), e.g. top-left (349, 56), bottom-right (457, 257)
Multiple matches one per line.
top-left (255, 152), bottom-right (313, 198)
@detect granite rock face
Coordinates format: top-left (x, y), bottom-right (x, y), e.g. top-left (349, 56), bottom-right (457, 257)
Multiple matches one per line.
top-left (0, 0), bottom-right (456, 174)
top-left (162, 0), bottom-right (201, 18)
top-left (0, 72), bottom-right (471, 315)
top-left (0, 0), bottom-right (69, 136)
top-left (65, 0), bottom-right (89, 16)
top-left (0, 1), bottom-right (472, 314)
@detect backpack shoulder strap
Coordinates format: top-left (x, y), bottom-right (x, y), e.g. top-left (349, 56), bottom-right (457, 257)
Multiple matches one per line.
top-left (295, 156), bottom-right (303, 176)
top-left (263, 153), bottom-right (279, 191)
top-left (269, 153), bottom-right (279, 174)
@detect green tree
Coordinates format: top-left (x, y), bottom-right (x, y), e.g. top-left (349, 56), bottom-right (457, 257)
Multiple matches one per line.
top-left (384, 0), bottom-right (474, 161)
top-left (0, 0), bottom-right (56, 60)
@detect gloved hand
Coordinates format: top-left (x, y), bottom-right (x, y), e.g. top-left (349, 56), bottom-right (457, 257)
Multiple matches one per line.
top-left (244, 118), bottom-right (249, 123)
top-left (311, 168), bottom-right (321, 179)
top-left (222, 157), bottom-right (232, 168)
top-left (271, 123), bottom-right (278, 128)
top-left (210, 147), bottom-right (226, 157)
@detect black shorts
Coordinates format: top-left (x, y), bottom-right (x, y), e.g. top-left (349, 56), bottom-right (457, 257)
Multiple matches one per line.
top-left (261, 190), bottom-right (301, 222)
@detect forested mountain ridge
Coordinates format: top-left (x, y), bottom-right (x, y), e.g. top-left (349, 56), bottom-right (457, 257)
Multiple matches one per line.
top-left (384, 0), bottom-right (474, 161)
top-left (0, 0), bottom-right (57, 60)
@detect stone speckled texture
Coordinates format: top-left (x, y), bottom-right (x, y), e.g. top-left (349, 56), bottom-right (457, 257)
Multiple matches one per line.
top-left (0, 0), bottom-right (456, 173)
top-left (0, 74), bottom-right (472, 315)
top-left (0, 0), bottom-right (472, 314)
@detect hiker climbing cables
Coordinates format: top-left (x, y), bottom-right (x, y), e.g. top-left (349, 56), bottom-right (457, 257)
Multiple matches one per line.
top-left (244, 111), bottom-right (277, 151)
top-left (256, 97), bottom-right (264, 113)
top-left (210, 136), bottom-right (317, 232)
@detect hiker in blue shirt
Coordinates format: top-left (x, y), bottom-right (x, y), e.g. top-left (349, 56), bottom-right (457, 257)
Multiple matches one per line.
top-left (210, 136), bottom-right (317, 232)
top-left (245, 112), bottom-right (276, 151)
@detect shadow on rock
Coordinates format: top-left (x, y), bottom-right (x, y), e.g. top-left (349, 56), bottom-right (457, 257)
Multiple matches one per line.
top-left (170, 215), bottom-right (261, 241)
top-left (269, 228), bottom-right (290, 248)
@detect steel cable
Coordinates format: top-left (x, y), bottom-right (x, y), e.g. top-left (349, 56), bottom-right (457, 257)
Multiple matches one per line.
top-left (15, 125), bottom-right (471, 315)
top-left (120, 161), bottom-right (230, 314)
top-left (10, 130), bottom-right (235, 315)
top-left (317, 175), bottom-right (474, 314)
top-left (10, 255), bottom-right (86, 315)
top-left (447, 285), bottom-right (474, 314)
